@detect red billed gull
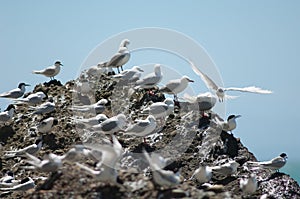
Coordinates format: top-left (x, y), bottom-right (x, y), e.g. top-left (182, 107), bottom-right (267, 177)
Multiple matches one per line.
top-left (189, 61), bottom-right (272, 102)
top-left (183, 92), bottom-right (217, 112)
top-left (32, 61), bottom-right (63, 80)
top-left (142, 98), bottom-right (174, 119)
top-left (135, 64), bottom-right (162, 89)
top-left (113, 65), bottom-right (144, 83)
top-left (71, 99), bottom-right (108, 114)
top-left (74, 113), bottom-right (108, 127)
top-left (0, 83), bottom-right (30, 99)
top-left (159, 76), bottom-right (194, 100)
top-left (92, 114), bottom-right (127, 135)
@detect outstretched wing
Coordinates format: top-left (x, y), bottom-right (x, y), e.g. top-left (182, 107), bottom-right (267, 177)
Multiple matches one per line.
top-left (224, 86), bottom-right (272, 94)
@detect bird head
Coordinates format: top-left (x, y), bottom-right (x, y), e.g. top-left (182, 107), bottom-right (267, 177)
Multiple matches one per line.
top-left (18, 83), bottom-right (30, 88)
top-left (54, 61), bottom-right (63, 66)
top-left (280, 153), bottom-right (288, 159)
top-left (182, 76), bottom-right (194, 83)
top-left (227, 115), bottom-right (241, 121)
top-left (120, 39), bottom-right (130, 48)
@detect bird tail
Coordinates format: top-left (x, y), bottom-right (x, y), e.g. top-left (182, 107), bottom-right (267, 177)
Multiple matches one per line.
top-left (32, 70), bottom-right (43, 74)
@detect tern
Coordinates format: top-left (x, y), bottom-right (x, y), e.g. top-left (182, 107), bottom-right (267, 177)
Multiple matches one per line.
top-left (240, 174), bottom-right (257, 195)
top-left (210, 160), bottom-right (239, 180)
top-left (36, 117), bottom-right (58, 133)
top-left (135, 64), bottom-right (162, 89)
top-left (4, 137), bottom-right (43, 158)
top-left (189, 61), bottom-right (272, 102)
top-left (247, 153), bottom-right (288, 171)
top-left (30, 98), bottom-right (55, 115)
top-left (0, 83), bottom-right (30, 99)
top-left (32, 61), bottom-right (63, 80)
top-left (70, 99), bottom-right (108, 114)
top-left (221, 115), bottom-right (241, 133)
top-left (159, 76), bottom-right (194, 100)
top-left (14, 91), bottom-right (46, 105)
top-left (0, 177), bottom-right (35, 191)
top-left (190, 166), bottom-right (212, 184)
top-left (0, 105), bottom-right (15, 125)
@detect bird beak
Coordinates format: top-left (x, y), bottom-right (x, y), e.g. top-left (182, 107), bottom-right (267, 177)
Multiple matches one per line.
top-left (235, 115), bottom-right (241, 118)
top-left (60, 63), bottom-right (63, 66)
top-left (138, 68), bottom-right (144, 72)
top-left (189, 79), bottom-right (194, 82)
top-left (25, 84), bottom-right (31, 86)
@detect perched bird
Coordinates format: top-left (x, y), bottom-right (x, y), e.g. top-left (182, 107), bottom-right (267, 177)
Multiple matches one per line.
top-left (143, 150), bottom-right (181, 187)
top-left (4, 137), bottom-right (43, 158)
top-left (14, 91), bottom-right (46, 105)
top-left (0, 105), bottom-right (15, 125)
top-left (23, 153), bottom-right (62, 172)
top-left (112, 65), bottom-right (144, 83)
top-left (210, 160), bottom-right (240, 180)
top-left (0, 177), bottom-right (35, 191)
top-left (74, 114), bottom-right (108, 127)
top-left (0, 171), bottom-right (14, 184)
top-left (70, 99), bottom-right (108, 114)
top-left (0, 83), bottom-right (30, 99)
top-left (35, 117), bottom-right (58, 133)
top-left (240, 174), bottom-right (257, 195)
top-left (135, 64), bottom-right (162, 89)
top-left (30, 98), bottom-right (55, 115)
top-left (190, 166), bottom-right (212, 184)
top-left (92, 114), bottom-right (127, 135)
top-left (142, 98), bottom-right (174, 119)
top-left (32, 61), bottom-right (63, 80)
top-left (103, 39), bottom-right (131, 73)
top-left (183, 92), bottom-right (217, 112)
top-left (159, 76), bottom-right (194, 100)
top-left (247, 153), bottom-right (288, 171)
top-left (221, 115), bottom-right (241, 133)
top-left (125, 115), bottom-right (157, 142)
top-left (189, 61), bottom-right (272, 102)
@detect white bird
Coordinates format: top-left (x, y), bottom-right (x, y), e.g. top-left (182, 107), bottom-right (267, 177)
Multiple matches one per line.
top-left (0, 177), bottom-right (35, 191)
top-left (143, 150), bottom-right (181, 187)
top-left (92, 114), bottom-right (127, 135)
top-left (240, 174), bottom-right (257, 195)
top-left (0, 105), bottom-right (15, 125)
top-left (86, 65), bottom-right (107, 76)
top-left (74, 79), bottom-right (91, 95)
top-left (14, 91), bottom-right (46, 105)
top-left (32, 61), bottom-right (63, 80)
top-left (30, 98), bottom-right (55, 115)
top-left (4, 137), bottom-right (43, 158)
top-left (135, 64), bottom-right (162, 89)
top-left (70, 99), bottom-right (108, 114)
top-left (24, 153), bottom-right (62, 172)
top-left (125, 115), bottom-right (157, 142)
top-left (58, 145), bottom-right (101, 162)
top-left (220, 115), bottom-right (241, 133)
top-left (0, 83), bottom-right (30, 99)
top-left (190, 166), bottom-right (212, 184)
top-left (142, 98), bottom-right (174, 119)
top-left (74, 114), bottom-right (108, 127)
top-left (0, 171), bottom-right (14, 184)
top-left (189, 61), bottom-right (272, 102)
top-left (183, 92), bottom-right (217, 112)
top-left (36, 117), bottom-right (58, 133)
top-left (104, 39), bottom-right (131, 73)
top-left (210, 160), bottom-right (240, 180)
top-left (159, 76), bottom-right (194, 100)
top-left (113, 65), bottom-right (144, 83)
top-left (247, 153), bottom-right (288, 171)
top-left (76, 135), bottom-right (122, 183)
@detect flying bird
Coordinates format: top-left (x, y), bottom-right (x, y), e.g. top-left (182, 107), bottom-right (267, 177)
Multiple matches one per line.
top-left (32, 61), bottom-right (63, 80)
top-left (0, 83), bottom-right (30, 99)
top-left (189, 61), bottom-right (272, 102)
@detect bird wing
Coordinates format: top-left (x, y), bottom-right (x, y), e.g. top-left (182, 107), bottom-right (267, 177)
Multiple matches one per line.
top-left (125, 120), bottom-right (149, 133)
top-left (0, 88), bottom-right (22, 98)
top-left (183, 93), bottom-right (197, 103)
top-left (189, 61), bottom-right (219, 91)
top-left (0, 112), bottom-right (10, 121)
top-left (224, 86), bottom-right (272, 94)
top-left (107, 52), bottom-right (128, 67)
top-left (25, 153), bottom-right (41, 164)
top-left (160, 81), bottom-right (180, 93)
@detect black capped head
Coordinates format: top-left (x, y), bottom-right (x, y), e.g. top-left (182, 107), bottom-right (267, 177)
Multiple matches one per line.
top-left (20, 177), bottom-right (31, 184)
top-left (5, 104), bottom-right (15, 111)
top-left (7, 171), bottom-right (14, 177)
top-left (280, 153), bottom-right (287, 158)
top-left (55, 61), bottom-right (63, 66)
top-left (227, 114), bottom-right (241, 121)
top-left (18, 83), bottom-right (30, 88)
top-left (35, 136), bottom-right (43, 144)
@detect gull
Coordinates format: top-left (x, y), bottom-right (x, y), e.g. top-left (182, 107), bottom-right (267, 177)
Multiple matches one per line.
top-left (113, 65), bottom-right (144, 83)
top-left (0, 105), bottom-right (15, 125)
top-left (30, 98), bottom-right (55, 115)
top-left (70, 99), bottom-right (108, 114)
top-left (0, 177), bottom-right (35, 191)
top-left (124, 115), bottom-right (157, 142)
top-left (58, 145), bottom-right (101, 162)
top-left (189, 61), bottom-right (272, 102)
top-left (23, 153), bottom-right (62, 172)
top-left (92, 114), bottom-right (127, 135)
top-left (143, 150), bottom-right (181, 187)
top-left (240, 174), bottom-right (257, 195)
top-left (190, 166), bottom-right (212, 184)
top-left (74, 79), bottom-right (91, 95)
top-left (35, 117), bottom-right (58, 133)
top-left (159, 76), bottom-right (194, 100)
top-left (4, 137), bottom-right (43, 158)
top-left (142, 98), bottom-right (174, 119)
top-left (0, 83), bottom-right (30, 99)
top-left (76, 135), bottom-right (122, 183)
top-left (74, 114), bottom-right (108, 127)
top-left (32, 61), bottom-right (63, 80)
top-left (210, 160), bottom-right (240, 180)
top-left (247, 153), bottom-right (288, 171)
top-left (14, 91), bottom-right (46, 105)
top-left (135, 64), bottom-right (162, 89)
top-left (183, 92), bottom-right (217, 112)
top-left (102, 39), bottom-right (131, 73)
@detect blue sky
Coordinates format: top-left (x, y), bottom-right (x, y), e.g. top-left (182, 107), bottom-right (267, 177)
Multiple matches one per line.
top-left (1, 1), bottom-right (299, 181)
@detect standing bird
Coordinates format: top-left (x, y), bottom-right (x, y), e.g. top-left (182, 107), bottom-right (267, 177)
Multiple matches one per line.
top-left (35, 117), bottom-right (58, 133)
top-left (92, 114), bottom-right (127, 135)
top-left (0, 83), bottom-right (30, 99)
top-left (247, 153), bottom-right (288, 171)
top-left (14, 91), bottom-right (46, 105)
top-left (0, 105), bottom-right (15, 125)
top-left (189, 61), bottom-right (272, 102)
top-left (190, 166), bottom-right (212, 184)
top-left (70, 99), bottom-right (108, 114)
top-left (30, 98), bottom-right (55, 115)
top-left (113, 65), bottom-right (144, 83)
top-left (221, 115), bottom-right (241, 133)
top-left (210, 160), bottom-right (240, 180)
top-left (135, 64), bottom-right (162, 89)
top-left (74, 114), bottom-right (108, 128)
top-left (4, 137), bottom-right (43, 158)
top-left (142, 98), bottom-right (174, 119)
top-left (32, 61), bottom-right (63, 80)
top-left (240, 174), bottom-right (257, 195)
top-left (159, 76), bottom-right (194, 101)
